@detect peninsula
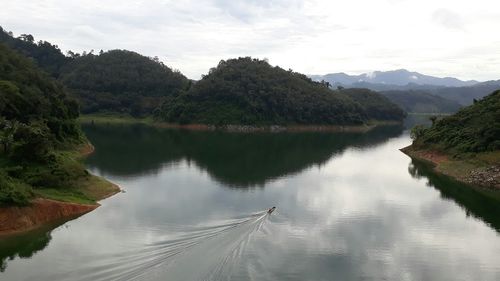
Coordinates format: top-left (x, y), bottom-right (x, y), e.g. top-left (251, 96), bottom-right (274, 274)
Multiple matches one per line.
top-left (402, 90), bottom-right (500, 189)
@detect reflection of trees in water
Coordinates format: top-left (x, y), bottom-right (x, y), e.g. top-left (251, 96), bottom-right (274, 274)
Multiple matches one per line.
top-left (84, 124), bottom-right (403, 188)
top-left (408, 158), bottom-right (500, 233)
top-left (0, 228), bottom-right (52, 272)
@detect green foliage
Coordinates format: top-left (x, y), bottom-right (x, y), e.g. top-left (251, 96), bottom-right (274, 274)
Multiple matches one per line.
top-left (0, 118), bottom-right (18, 154)
top-left (340, 88), bottom-right (406, 121)
top-left (413, 90), bottom-right (500, 154)
top-left (60, 50), bottom-right (190, 116)
top-left (0, 43), bottom-right (86, 206)
top-left (158, 57), bottom-right (401, 125)
top-left (0, 44), bottom-right (80, 125)
top-left (0, 26), bottom-right (70, 77)
top-left (0, 170), bottom-right (32, 206)
top-left (10, 121), bottom-right (52, 162)
top-left (410, 125), bottom-right (427, 140)
top-left (0, 27), bottom-right (190, 117)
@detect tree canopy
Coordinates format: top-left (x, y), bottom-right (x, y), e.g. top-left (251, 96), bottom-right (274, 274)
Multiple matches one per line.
top-left (340, 88), bottom-right (406, 120)
top-left (59, 50), bottom-right (190, 116)
top-left (0, 27), bottom-right (190, 117)
top-left (157, 57), bottom-right (404, 125)
top-left (0, 26), bottom-right (70, 78)
top-left (412, 90), bottom-right (500, 154)
top-left (0, 43), bottom-right (84, 205)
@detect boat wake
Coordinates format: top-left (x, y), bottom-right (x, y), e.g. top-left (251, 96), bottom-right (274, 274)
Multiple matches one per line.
top-left (71, 210), bottom-right (271, 281)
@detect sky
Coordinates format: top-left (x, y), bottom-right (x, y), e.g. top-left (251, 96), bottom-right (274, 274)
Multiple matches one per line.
top-left (1, 0), bottom-right (499, 81)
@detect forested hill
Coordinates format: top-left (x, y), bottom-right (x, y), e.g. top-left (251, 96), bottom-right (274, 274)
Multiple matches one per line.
top-left (0, 43), bottom-right (84, 205)
top-left (0, 26), bottom-right (69, 78)
top-left (411, 90), bottom-right (500, 154)
top-left (60, 50), bottom-right (190, 116)
top-left (340, 88), bottom-right (405, 121)
top-left (156, 57), bottom-right (405, 125)
top-left (0, 27), bottom-right (190, 117)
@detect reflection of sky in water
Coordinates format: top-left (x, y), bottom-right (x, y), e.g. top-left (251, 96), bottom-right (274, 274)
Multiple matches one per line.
top-left (1, 132), bottom-right (499, 281)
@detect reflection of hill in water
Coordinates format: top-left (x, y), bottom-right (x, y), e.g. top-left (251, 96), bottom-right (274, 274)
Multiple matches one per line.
top-left (0, 227), bottom-right (53, 272)
top-left (408, 159), bottom-right (500, 233)
top-left (84, 124), bottom-right (403, 187)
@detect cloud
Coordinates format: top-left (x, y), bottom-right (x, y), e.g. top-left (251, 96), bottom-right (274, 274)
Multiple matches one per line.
top-left (0, 0), bottom-right (499, 80)
top-left (432, 8), bottom-right (465, 30)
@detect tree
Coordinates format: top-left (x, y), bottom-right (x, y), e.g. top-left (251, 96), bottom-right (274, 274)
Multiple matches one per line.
top-left (0, 118), bottom-right (18, 154)
top-left (18, 34), bottom-right (34, 43)
top-left (11, 122), bottom-right (52, 162)
top-left (410, 125), bottom-right (427, 140)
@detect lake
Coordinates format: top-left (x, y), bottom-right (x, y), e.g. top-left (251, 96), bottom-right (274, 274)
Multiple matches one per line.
top-left (1, 122), bottom-right (499, 280)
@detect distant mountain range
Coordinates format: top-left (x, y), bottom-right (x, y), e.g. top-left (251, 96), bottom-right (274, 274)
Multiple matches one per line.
top-left (310, 70), bottom-right (500, 113)
top-left (310, 69), bottom-right (478, 88)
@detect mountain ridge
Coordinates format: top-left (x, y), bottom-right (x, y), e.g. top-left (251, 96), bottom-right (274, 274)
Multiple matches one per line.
top-left (311, 69), bottom-right (478, 87)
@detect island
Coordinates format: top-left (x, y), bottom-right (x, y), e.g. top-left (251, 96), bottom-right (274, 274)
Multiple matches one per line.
top-left (156, 57), bottom-right (405, 128)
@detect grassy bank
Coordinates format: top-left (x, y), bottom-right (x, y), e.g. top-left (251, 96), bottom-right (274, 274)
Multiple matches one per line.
top-left (34, 175), bottom-right (119, 205)
top-left (402, 146), bottom-right (500, 190)
top-left (0, 143), bottom-right (119, 207)
top-left (35, 144), bottom-right (120, 205)
top-left (0, 143), bottom-right (119, 235)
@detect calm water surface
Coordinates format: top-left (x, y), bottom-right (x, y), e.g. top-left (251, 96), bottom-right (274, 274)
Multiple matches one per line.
top-left (1, 122), bottom-right (499, 280)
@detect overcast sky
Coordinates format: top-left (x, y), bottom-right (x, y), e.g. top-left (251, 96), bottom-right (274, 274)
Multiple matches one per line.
top-left (1, 0), bottom-right (499, 81)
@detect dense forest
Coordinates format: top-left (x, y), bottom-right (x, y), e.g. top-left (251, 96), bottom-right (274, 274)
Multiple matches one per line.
top-left (0, 27), bottom-right (69, 78)
top-left (156, 57), bottom-right (405, 125)
top-left (0, 43), bottom-right (87, 205)
top-left (59, 50), bottom-right (190, 116)
top-left (0, 27), bottom-right (406, 127)
top-left (340, 88), bottom-right (405, 121)
top-left (381, 90), bottom-right (463, 113)
top-left (0, 27), bottom-right (189, 117)
top-left (411, 90), bottom-right (500, 154)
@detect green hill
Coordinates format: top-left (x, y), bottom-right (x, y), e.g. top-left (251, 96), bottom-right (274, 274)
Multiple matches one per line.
top-left (341, 88), bottom-right (406, 120)
top-left (0, 26), bottom-right (69, 78)
top-left (157, 57), bottom-right (404, 126)
top-left (60, 50), bottom-right (190, 117)
top-left (0, 27), bottom-right (190, 117)
top-left (411, 90), bottom-right (500, 154)
top-left (0, 44), bottom-right (81, 143)
top-left (0, 43), bottom-right (113, 206)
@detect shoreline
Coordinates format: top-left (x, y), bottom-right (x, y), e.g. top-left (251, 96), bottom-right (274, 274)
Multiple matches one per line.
top-left (79, 114), bottom-right (402, 133)
top-left (0, 199), bottom-right (98, 236)
top-left (401, 145), bottom-right (500, 190)
top-left (0, 143), bottom-right (120, 236)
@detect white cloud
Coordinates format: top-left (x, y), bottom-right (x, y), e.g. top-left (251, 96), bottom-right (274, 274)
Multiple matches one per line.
top-left (0, 0), bottom-right (499, 80)
top-left (432, 8), bottom-right (465, 30)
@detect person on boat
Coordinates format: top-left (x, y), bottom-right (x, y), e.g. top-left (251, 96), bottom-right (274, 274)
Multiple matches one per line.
top-left (268, 207), bottom-right (276, 214)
